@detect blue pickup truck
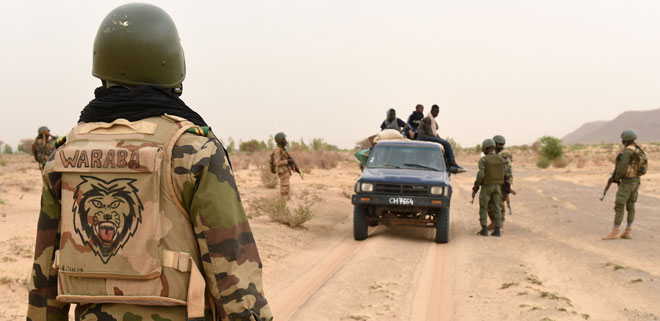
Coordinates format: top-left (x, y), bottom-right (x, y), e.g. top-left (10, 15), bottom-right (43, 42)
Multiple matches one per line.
top-left (351, 140), bottom-right (452, 243)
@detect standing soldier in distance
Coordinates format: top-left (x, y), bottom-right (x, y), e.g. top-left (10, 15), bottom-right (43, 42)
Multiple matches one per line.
top-left (473, 139), bottom-right (506, 237)
top-left (26, 3), bottom-right (272, 320)
top-left (487, 135), bottom-right (515, 230)
top-left (602, 130), bottom-right (647, 240)
top-left (31, 126), bottom-right (56, 169)
top-left (273, 132), bottom-right (293, 198)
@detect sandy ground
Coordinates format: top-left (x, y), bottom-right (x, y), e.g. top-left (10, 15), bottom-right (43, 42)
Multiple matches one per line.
top-left (1, 151), bottom-right (660, 321)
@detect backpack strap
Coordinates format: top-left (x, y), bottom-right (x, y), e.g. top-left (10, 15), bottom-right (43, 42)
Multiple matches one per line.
top-left (165, 122), bottom-right (195, 220)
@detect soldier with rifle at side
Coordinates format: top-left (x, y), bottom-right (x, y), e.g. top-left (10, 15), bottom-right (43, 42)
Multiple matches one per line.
top-left (473, 139), bottom-right (506, 237)
top-left (601, 130), bottom-right (647, 240)
top-left (487, 135), bottom-right (516, 230)
top-left (272, 132), bottom-right (302, 199)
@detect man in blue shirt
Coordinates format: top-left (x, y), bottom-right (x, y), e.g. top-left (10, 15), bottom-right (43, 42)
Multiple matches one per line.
top-left (406, 104), bottom-right (425, 138)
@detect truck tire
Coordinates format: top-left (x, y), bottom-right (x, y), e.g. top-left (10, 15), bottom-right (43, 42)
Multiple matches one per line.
top-left (435, 207), bottom-right (450, 243)
top-left (354, 205), bottom-right (368, 241)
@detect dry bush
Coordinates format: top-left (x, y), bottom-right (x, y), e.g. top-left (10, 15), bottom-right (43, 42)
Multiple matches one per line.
top-left (531, 141), bottom-right (541, 153)
top-left (249, 191), bottom-right (320, 227)
top-left (575, 155), bottom-right (587, 168)
top-left (553, 157), bottom-right (569, 168)
top-left (288, 150), bottom-right (342, 171)
top-left (259, 164), bottom-right (278, 188)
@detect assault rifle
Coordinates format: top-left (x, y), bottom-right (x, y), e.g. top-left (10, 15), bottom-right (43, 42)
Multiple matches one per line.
top-left (285, 151), bottom-right (304, 179)
top-left (471, 188), bottom-right (477, 204)
top-left (600, 168), bottom-right (618, 201)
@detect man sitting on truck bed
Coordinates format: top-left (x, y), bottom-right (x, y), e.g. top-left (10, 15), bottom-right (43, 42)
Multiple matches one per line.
top-left (416, 105), bottom-right (465, 173)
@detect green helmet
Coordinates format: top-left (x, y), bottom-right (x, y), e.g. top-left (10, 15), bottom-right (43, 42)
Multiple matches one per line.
top-left (493, 135), bottom-right (506, 145)
top-left (92, 3), bottom-right (185, 88)
top-left (621, 129), bottom-right (637, 141)
top-left (274, 132), bottom-right (287, 144)
top-left (38, 126), bottom-right (49, 135)
top-left (482, 138), bottom-right (496, 149)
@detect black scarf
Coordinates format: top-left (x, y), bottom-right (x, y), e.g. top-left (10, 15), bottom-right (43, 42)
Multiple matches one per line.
top-left (79, 86), bottom-right (207, 126)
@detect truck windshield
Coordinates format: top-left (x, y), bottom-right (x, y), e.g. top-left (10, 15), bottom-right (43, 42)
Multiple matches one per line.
top-left (367, 145), bottom-right (445, 171)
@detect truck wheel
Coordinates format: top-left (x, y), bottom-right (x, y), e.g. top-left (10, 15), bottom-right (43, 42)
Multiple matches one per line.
top-left (435, 207), bottom-right (450, 243)
top-left (354, 205), bottom-right (368, 241)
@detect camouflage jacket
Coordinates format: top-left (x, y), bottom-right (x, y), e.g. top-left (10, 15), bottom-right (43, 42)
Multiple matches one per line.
top-left (273, 147), bottom-right (290, 175)
top-left (27, 129), bottom-right (273, 321)
top-left (614, 144), bottom-right (639, 181)
top-left (31, 136), bottom-right (55, 167)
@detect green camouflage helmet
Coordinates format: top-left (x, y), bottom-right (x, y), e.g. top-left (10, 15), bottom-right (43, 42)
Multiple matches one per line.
top-left (482, 138), bottom-right (496, 149)
top-left (38, 126), bottom-right (49, 135)
top-left (274, 132), bottom-right (287, 144)
top-left (621, 129), bottom-right (637, 141)
top-left (92, 3), bottom-right (186, 88)
top-left (493, 135), bottom-right (506, 145)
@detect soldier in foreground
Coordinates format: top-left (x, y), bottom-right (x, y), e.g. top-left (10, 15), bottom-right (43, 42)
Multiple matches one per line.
top-left (487, 135), bottom-right (515, 230)
top-left (26, 3), bottom-right (272, 320)
top-left (473, 139), bottom-right (505, 237)
top-left (31, 126), bottom-right (56, 169)
top-left (602, 130), bottom-right (647, 240)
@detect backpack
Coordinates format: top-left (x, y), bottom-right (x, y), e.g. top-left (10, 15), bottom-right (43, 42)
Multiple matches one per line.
top-left (269, 150), bottom-right (276, 174)
top-left (632, 146), bottom-right (648, 176)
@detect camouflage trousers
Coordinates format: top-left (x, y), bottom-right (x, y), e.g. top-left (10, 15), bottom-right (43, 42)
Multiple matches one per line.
top-left (278, 171), bottom-right (291, 197)
top-left (487, 192), bottom-right (506, 224)
top-left (614, 177), bottom-right (640, 226)
top-left (479, 184), bottom-right (502, 228)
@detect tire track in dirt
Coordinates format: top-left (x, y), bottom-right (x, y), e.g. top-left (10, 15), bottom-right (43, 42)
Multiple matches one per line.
top-left (269, 227), bottom-right (382, 321)
top-left (410, 242), bottom-right (452, 321)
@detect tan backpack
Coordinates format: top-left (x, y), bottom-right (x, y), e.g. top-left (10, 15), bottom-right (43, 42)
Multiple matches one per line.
top-left (49, 115), bottom-right (205, 318)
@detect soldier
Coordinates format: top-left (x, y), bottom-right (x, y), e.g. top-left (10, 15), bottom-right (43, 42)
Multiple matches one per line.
top-left (31, 126), bottom-right (56, 169)
top-left (602, 130), bottom-right (647, 240)
top-left (27, 3), bottom-right (272, 321)
top-left (272, 132), bottom-right (298, 198)
top-left (473, 139), bottom-right (505, 237)
top-left (487, 135), bottom-right (515, 230)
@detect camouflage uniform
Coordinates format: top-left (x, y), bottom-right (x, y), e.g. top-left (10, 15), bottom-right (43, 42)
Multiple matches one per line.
top-left (32, 134), bottom-right (56, 170)
top-left (487, 150), bottom-right (513, 226)
top-left (27, 120), bottom-right (273, 320)
top-left (273, 146), bottom-right (291, 197)
top-left (475, 150), bottom-right (505, 229)
top-left (612, 145), bottom-right (641, 226)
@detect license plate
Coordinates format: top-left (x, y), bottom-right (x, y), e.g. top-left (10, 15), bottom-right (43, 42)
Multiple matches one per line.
top-left (389, 197), bottom-right (414, 205)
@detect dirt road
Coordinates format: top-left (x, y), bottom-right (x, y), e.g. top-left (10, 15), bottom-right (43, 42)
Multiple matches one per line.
top-left (2, 154), bottom-right (660, 320)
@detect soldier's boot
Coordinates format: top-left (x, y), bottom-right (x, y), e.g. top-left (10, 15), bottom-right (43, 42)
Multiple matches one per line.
top-left (601, 227), bottom-right (620, 240)
top-left (491, 227), bottom-right (501, 237)
top-left (486, 222), bottom-right (495, 231)
top-left (478, 226), bottom-right (488, 236)
top-left (620, 227), bottom-right (632, 239)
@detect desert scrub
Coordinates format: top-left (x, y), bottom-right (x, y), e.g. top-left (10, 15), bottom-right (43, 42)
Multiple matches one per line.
top-left (250, 191), bottom-right (321, 227)
top-left (259, 164), bottom-right (278, 188)
top-left (536, 157), bottom-right (551, 169)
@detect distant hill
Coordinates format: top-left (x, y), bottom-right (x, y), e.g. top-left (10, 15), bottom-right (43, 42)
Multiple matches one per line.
top-left (562, 109), bottom-right (660, 144)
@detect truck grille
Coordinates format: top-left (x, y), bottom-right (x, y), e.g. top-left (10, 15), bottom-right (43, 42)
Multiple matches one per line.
top-left (374, 183), bottom-right (429, 195)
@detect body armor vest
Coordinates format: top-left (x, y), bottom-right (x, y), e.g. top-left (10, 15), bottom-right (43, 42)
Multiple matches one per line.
top-left (49, 115), bottom-right (205, 318)
top-left (483, 154), bottom-right (505, 185)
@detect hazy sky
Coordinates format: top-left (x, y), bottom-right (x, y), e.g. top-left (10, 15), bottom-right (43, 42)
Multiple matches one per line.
top-left (1, 0), bottom-right (659, 149)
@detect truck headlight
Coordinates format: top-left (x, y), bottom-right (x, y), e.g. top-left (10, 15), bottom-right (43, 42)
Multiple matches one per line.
top-left (361, 182), bottom-right (373, 192)
top-left (443, 186), bottom-right (451, 197)
top-left (431, 186), bottom-right (443, 195)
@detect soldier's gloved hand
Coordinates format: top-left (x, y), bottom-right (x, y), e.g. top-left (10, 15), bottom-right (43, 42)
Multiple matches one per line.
top-left (472, 186), bottom-right (479, 193)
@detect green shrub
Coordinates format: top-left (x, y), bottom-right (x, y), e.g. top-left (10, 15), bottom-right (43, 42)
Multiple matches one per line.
top-left (536, 157), bottom-right (551, 169)
top-left (539, 136), bottom-right (563, 161)
top-left (239, 139), bottom-right (263, 153)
